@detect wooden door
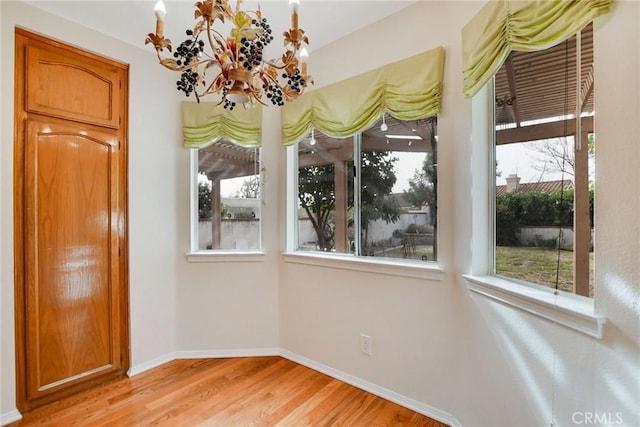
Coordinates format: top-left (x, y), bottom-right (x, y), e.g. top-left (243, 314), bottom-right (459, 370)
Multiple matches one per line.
top-left (14, 29), bottom-right (129, 412)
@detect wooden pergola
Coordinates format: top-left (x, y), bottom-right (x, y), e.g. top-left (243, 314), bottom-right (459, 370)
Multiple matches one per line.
top-left (199, 142), bottom-right (259, 249)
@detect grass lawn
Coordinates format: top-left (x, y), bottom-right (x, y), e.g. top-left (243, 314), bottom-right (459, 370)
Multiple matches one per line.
top-left (496, 246), bottom-right (594, 297)
top-left (367, 244), bottom-right (594, 297)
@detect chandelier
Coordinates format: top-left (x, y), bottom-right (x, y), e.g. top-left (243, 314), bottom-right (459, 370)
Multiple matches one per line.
top-left (146, 0), bottom-right (312, 109)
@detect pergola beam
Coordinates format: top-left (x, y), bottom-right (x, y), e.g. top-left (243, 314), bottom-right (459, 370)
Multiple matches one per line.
top-left (496, 116), bottom-right (593, 145)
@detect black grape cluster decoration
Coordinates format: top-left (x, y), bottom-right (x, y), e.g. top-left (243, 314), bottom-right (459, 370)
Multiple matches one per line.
top-left (238, 18), bottom-right (274, 72)
top-left (174, 31), bottom-right (205, 98)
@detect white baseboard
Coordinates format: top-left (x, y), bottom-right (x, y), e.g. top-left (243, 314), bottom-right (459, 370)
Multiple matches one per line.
top-left (279, 349), bottom-right (462, 427)
top-left (176, 348), bottom-right (280, 359)
top-left (127, 352), bottom-right (177, 377)
top-left (1, 409), bottom-right (22, 426)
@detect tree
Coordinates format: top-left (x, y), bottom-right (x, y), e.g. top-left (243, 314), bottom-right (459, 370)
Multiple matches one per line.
top-left (358, 151), bottom-right (401, 248)
top-left (297, 151), bottom-right (400, 251)
top-left (404, 153), bottom-right (436, 212)
top-left (298, 163), bottom-right (336, 250)
top-left (198, 173), bottom-right (212, 219)
top-left (526, 133), bottom-right (595, 179)
top-left (236, 175), bottom-right (260, 199)
top-left (403, 119), bottom-right (438, 258)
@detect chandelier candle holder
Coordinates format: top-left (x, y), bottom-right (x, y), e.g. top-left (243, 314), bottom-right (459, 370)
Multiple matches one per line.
top-left (146, 0), bottom-right (312, 109)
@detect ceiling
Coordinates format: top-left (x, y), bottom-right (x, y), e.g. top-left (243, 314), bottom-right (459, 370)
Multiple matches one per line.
top-left (25, 0), bottom-right (417, 57)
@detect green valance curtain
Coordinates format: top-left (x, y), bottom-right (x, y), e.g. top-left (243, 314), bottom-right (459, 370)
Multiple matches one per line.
top-left (182, 101), bottom-right (262, 148)
top-left (462, 0), bottom-right (612, 98)
top-left (281, 46), bottom-right (445, 146)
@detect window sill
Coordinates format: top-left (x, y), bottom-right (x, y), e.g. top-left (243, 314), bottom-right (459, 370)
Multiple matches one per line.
top-left (282, 252), bottom-right (444, 281)
top-left (186, 251), bottom-right (265, 263)
top-left (463, 274), bottom-right (606, 339)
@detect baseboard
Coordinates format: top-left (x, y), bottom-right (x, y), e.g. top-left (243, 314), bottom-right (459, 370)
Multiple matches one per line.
top-left (279, 349), bottom-right (462, 427)
top-left (1, 409), bottom-right (22, 426)
top-left (175, 348), bottom-right (280, 359)
top-left (127, 352), bottom-right (177, 377)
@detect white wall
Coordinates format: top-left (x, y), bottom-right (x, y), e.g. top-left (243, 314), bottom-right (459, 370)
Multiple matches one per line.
top-left (174, 104), bottom-right (280, 354)
top-left (279, 2), bottom-right (639, 427)
top-left (1, 1), bottom-right (181, 419)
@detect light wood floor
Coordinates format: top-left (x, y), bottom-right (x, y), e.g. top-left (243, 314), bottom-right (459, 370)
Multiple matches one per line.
top-left (10, 356), bottom-right (448, 426)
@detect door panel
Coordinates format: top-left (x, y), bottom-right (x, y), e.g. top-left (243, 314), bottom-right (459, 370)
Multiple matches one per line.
top-left (14, 28), bottom-right (129, 412)
top-left (26, 43), bottom-right (121, 129)
top-left (24, 120), bottom-right (120, 399)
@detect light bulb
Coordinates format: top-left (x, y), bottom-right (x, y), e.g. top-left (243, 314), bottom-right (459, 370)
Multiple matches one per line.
top-left (300, 47), bottom-right (309, 60)
top-left (154, 0), bottom-right (166, 20)
top-left (380, 113), bottom-right (388, 131)
top-left (289, 0), bottom-right (300, 12)
top-left (309, 128), bottom-right (316, 145)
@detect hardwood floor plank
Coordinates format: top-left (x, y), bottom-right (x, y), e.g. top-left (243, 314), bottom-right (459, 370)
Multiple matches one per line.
top-left (9, 357), bottom-right (448, 427)
top-left (98, 358), bottom-right (284, 426)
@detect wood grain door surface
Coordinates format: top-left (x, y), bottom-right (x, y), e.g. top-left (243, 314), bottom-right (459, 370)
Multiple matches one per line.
top-left (14, 28), bottom-right (130, 412)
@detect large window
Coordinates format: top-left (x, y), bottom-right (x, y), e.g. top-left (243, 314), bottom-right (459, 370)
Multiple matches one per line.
top-left (492, 26), bottom-right (594, 297)
top-left (295, 115), bottom-right (438, 262)
top-left (193, 141), bottom-right (261, 251)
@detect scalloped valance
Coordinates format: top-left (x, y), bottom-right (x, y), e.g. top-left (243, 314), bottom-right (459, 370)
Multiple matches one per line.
top-left (462, 0), bottom-right (612, 98)
top-left (182, 101), bottom-right (262, 148)
top-left (281, 46), bottom-right (445, 146)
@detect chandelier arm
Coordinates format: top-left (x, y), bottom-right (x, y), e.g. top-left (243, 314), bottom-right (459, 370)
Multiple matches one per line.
top-left (155, 49), bottom-right (217, 74)
top-left (266, 61), bottom-right (296, 71)
top-left (205, 22), bottom-right (228, 55)
top-left (198, 75), bottom-right (224, 99)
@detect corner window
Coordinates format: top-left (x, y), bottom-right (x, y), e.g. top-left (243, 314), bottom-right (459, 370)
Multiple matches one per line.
top-left (492, 25), bottom-right (594, 297)
top-left (192, 141), bottom-right (261, 251)
top-left (294, 115), bottom-right (438, 263)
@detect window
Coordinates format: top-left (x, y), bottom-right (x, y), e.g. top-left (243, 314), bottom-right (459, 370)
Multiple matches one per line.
top-left (294, 115), bottom-right (438, 262)
top-left (492, 26), bottom-right (594, 297)
top-left (192, 141), bottom-right (261, 251)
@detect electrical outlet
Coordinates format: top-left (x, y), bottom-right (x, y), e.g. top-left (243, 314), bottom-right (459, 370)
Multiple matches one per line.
top-left (359, 334), bottom-right (372, 356)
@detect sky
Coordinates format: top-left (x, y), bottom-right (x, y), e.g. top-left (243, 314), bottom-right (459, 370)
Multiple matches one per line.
top-left (496, 142), bottom-right (566, 185)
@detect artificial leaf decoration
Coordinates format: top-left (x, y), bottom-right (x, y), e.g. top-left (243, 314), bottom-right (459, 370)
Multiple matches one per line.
top-left (283, 30), bottom-right (294, 46)
top-left (195, 0), bottom-right (226, 24)
top-left (160, 57), bottom-right (178, 68)
top-left (192, 21), bottom-right (206, 36)
top-left (281, 51), bottom-right (298, 75)
top-left (234, 10), bottom-right (252, 30)
top-left (194, 1), bottom-right (213, 21)
top-left (146, 33), bottom-right (173, 52)
top-left (264, 66), bottom-right (278, 81)
top-left (226, 38), bottom-right (238, 60)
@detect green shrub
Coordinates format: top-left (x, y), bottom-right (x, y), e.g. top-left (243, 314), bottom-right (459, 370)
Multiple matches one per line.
top-left (496, 189), bottom-right (593, 229)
